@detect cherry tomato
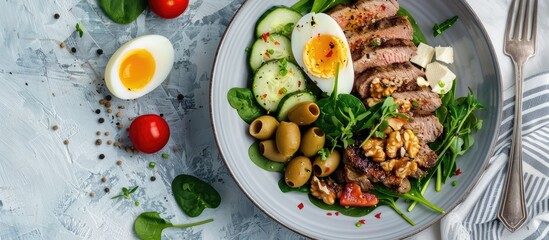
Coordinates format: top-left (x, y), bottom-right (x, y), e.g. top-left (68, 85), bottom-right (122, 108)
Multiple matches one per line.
top-left (149, 0), bottom-right (189, 19)
top-left (339, 183), bottom-right (379, 207)
top-left (129, 114), bottom-right (170, 154)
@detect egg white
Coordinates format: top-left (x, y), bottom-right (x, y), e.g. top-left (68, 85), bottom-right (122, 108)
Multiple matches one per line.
top-left (291, 13), bottom-right (354, 95)
top-left (105, 35), bottom-right (174, 100)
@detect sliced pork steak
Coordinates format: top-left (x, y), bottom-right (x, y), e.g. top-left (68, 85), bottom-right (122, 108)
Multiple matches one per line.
top-left (355, 62), bottom-right (424, 99)
top-left (353, 39), bottom-right (417, 74)
top-left (403, 114), bottom-right (443, 143)
top-left (347, 16), bottom-right (414, 52)
top-left (328, 0), bottom-right (399, 32)
top-left (392, 89), bottom-right (442, 115)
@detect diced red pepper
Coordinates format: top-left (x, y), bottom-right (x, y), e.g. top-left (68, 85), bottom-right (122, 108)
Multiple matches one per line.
top-left (358, 219), bottom-right (366, 224)
top-left (265, 51), bottom-right (271, 58)
top-left (339, 183), bottom-right (378, 207)
top-left (297, 202), bottom-right (304, 210)
top-left (274, 41), bottom-right (280, 45)
top-left (335, 212), bottom-right (340, 216)
top-left (455, 169), bottom-right (462, 176)
top-left (327, 212), bottom-right (332, 216)
top-left (261, 32), bottom-right (270, 42)
top-left (375, 212), bottom-right (382, 219)
top-left (325, 50), bottom-right (333, 58)
top-left (380, 4), bottom-right (386, 11)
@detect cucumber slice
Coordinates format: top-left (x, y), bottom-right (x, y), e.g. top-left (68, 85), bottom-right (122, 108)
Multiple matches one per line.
top-left (255, 7), bottom-right (302, 38)
top-left (249, 34), bottom-right (293, 72)
top-left (276, 91), bottom-right (317, 121)
top-left (253, 60), bottom-right (307, 113)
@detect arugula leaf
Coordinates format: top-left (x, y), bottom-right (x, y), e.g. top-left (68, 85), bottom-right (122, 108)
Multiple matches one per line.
top-left (98, 0), bottom-right (148, 24)
top-left (375, 182), bottom-right (445, 214)
top-left (227, 88), bottom-right (265, 123)
top-left (433, 16), bottom-right (459, 37)
top-left (134, 212), bottom-right (213, 240)
top-left (172, 175), bottom-right (221, 217)
top-left (359, 97), bottom-right (408, 147)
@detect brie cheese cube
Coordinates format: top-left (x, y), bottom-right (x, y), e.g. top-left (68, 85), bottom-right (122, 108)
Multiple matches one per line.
top-left (425, 62), bottom-right (456, 94)
top-left (410, 43), bottom-right (435, 68)
top-left (435, 46), bottom-right (454, 64)
top-left (416, 76), bottom-right (430, 87)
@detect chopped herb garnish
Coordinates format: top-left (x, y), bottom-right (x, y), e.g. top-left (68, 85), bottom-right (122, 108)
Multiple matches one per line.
top-left (317, 148), bottom-right (330, 160)
top-left (149, 162), bottom-right (156, 168)
top-left (266, 49), bottom-right (274, 55)
top-left (278, 57), bottom-right (288, 76)
top-left (452, 180), bottom-right (458, 187)
top-left (75, 23), bottom-right (84, 38)
top-left (162, 153), bottom-right (169, 159)
top-left (370, 39), bottom-right (381, 47)
top-left (433, 16), bottom-right (459, 37)
top-left (412, 101), bottom-right (420, 108)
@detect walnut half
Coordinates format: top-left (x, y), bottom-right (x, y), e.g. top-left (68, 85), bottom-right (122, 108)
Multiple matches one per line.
top-left (310, 176), bottom-right (336, 205)
top-left (386, 131), bottom-right (403, 158)
top-left (403, 129), bottom-right (420, 158)
top-left (361, 137), bottom-right (386, 162)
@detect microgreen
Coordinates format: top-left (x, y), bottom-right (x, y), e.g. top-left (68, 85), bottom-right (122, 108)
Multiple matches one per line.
top-left (278, 57), bottom-right (288, 76)
top-left (134, 211), bottom-right (213, 240)
top-left (359, 97), bottom-right (409, 147)
top-left (111, 186), bottom-right (139, 200)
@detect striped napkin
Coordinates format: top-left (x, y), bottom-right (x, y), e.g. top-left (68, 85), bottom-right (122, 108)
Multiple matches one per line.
top-left (439, 0), bottom-right (549, 239)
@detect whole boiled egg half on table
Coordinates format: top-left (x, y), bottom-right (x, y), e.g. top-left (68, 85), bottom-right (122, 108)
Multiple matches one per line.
top-left (105, 35), bottom-right (175, 100)
top-left (291, 13), bottom-right (354, 95)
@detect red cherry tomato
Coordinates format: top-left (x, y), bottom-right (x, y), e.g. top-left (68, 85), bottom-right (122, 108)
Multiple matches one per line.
top-left (339, 183), bottom-right (379, 207)
top-left (149, 0), bottom-right (189, 19)
top-left (129, 114), bottom-right (170, 154)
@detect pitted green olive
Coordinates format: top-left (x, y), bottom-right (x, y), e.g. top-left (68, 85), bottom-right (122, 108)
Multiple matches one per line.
top-left (313, 150), bottom-right (341, 177)
top-left (249, 115), bottom-right (279, 140)
top-left (258, 140), bottom-right (291, 163)
top-left (285, 156), bottom-right (312, 188)
top-left (287, 102), bottom-right (320, 126)
top-left (275, 121), bottom-right (300, 156)
top-left (300, 127), bottom-right (325, 157)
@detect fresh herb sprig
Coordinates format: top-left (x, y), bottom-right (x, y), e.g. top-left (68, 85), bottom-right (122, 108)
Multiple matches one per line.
top-left (358, 97), bottom-right (409, 147)
top-left (134, 212), bottom-right (213, 240)
top-left (433, 16), bottom-right (459, 37)
top-left (111, 186), bottom-right (139, 200)
top-left (75, 23), bottom-right (84, 38)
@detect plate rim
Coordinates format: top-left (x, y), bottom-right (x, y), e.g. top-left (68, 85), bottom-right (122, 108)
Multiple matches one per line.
top-left (209, 0), bottom-right (504, 238)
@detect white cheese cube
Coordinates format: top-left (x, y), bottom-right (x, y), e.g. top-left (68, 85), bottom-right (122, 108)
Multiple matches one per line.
top-left (416, 76), bottom-right (430, 87)
top-left (410, 43), bottom-right (435, 68)
top-left (425, 62), bottom-right (456, 94)
top-left (435, 46), bottom-right (454, 64)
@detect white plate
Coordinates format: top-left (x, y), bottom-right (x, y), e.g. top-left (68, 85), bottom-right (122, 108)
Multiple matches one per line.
top-left (210, 0), bottom-right (502, 239)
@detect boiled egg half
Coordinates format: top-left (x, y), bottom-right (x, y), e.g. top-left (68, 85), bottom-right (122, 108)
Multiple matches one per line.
top-left (291, 13), bottom-right (354, 95)
top-left (105, 35), bottom-right (174, 100)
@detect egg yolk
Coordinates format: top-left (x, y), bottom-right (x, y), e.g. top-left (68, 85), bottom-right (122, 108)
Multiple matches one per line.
top-left (119, 49), bottom-right (156, 91)
top-left (303, 34), bottom-right (348, 79)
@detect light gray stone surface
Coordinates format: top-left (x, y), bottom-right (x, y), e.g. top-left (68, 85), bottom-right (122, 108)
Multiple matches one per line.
top-left (0, 0), bottom-right (305, 239)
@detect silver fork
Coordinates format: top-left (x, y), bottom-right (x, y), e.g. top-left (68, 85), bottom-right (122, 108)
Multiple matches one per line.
top-left (497, 0), bottom-right (538, 232)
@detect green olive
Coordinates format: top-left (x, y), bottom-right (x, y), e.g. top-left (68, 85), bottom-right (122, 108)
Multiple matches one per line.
top-left (258, 140), bottom-right (290, 163)
top-left (285, 156), bottom-right (312, 188)
top-left (287, 102), bottom-right (320, 125)
top-left (275, 121), bottom-right (300, 156)
top-left (249, 115), bottom-right (279, 140)
top-left (313, 150), bottom-right (341, 177)
top-left (300, 127), bottom-right (325, 157)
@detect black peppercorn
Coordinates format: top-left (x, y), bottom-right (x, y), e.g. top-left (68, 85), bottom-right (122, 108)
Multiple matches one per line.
top-left (96, 49), bottom-right (103, 55)
top-left (95, 109), bottom-right (101, 114)
top-left (98, 118), bottom-right (105, 123)
top-left (98, 154), bottom-right (105, 159)
top-left (54, 13), bottom-right (60, 19)
top-left (71, 47), bottom-right (76, 53)
top-left (105, 95), bottom-right (112, 101)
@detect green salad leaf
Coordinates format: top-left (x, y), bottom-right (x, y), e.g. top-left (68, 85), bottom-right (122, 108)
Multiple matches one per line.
top-left (278, 178), bottom-right (310, 193)
top-left (397, 7), bottom-right (428, 45)
top-left (98, 0), bottom-right (148, 24)
top-left (227, 88), bottom-right (265, 123)
top-left (248, 142), bottom-right (285, 172)
top-left (172, 175), bottom-right (221, 217)
top-left (292, 0), bottom-right (351, 13)
top-left (134, 212), bottom-right (213, 240)
top-left (433, 16), bottom-right (459, 37)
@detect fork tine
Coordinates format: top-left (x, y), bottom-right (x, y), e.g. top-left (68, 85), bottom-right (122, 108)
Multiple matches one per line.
top-left (531, 0), bottom-right (538, 43)
top-left (512, 0), bottom-right (525, 40)
top-left (521, 0), bottom-right (530, 41)
top-left (505, 0), bottom-right (515, 41)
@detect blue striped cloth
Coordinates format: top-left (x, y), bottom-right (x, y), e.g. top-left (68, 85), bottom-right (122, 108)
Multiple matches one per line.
top-left (439, 0), bottom-right (549, 239)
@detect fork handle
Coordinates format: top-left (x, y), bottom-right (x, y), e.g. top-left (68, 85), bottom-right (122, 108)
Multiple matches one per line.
top-left (497, 62), bottom-right (528, 232)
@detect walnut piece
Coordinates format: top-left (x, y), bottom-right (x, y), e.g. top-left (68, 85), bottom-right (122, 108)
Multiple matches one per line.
top-left (394, 98), bottom-right (412, 113)
top-left (310, 176), bottom-right (336, 205)
top-left (403, 129), bottom-right (420, 158)
top-left (395, 161), bottom-right (418, 179)
top-left (388, 117), bottom-right (407, 131)
top-left (386, 131), bottom-right (403, 158)
top-left (365, 97), bottom-right (381, 107)
top-left (370, 78), bottom-right (397, 99)
top-left (362, 137), bottom-right (386, 162)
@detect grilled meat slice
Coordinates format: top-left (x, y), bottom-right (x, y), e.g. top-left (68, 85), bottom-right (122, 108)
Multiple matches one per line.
top-left (355, 62), bottom-right (424, 99)
top-left (415, 143), bottom-right (438, 169)
top-left (344, 145), bottom-right (410, 193)
top-left (404, 114), bottom-right (443, 143)
top-left (392, 89), bottom-right (442, 115)
top-left (328, 0), bottom-right (399, 32)
top-left (353, 39), bottom-right (417, 74)
top-left (344, 164), bottom-right (374, 192)
top-left (347, 16), bottom-right (414, 52)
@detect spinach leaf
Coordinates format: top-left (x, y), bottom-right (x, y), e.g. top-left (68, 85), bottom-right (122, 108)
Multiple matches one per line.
top-left (308, 194), bottom-right (376, 217)
top-left (172, 175), bottom-right (221, 217)
top-left (98, 0), bottom-right (148, 24)
top-left (134, 211), bottom-right (213, 240)
top-left (397, 7), bottom-right (428, 45)
top-left (278, 178), bottom-right (310, 193)
top-left (433, 16), bottom-right (459, 37)
top-left (248, 142), bottom-right (285, 172)
top-left (227, 87), bottom-right (265, 123)
top-left (292, 0), bottom-right (351, 13)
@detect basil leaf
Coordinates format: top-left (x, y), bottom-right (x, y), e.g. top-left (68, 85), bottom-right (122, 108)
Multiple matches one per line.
top-left (172, 175), bottom-right (221, 217)
top-left (98, 0), bottom-right (148, 24)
